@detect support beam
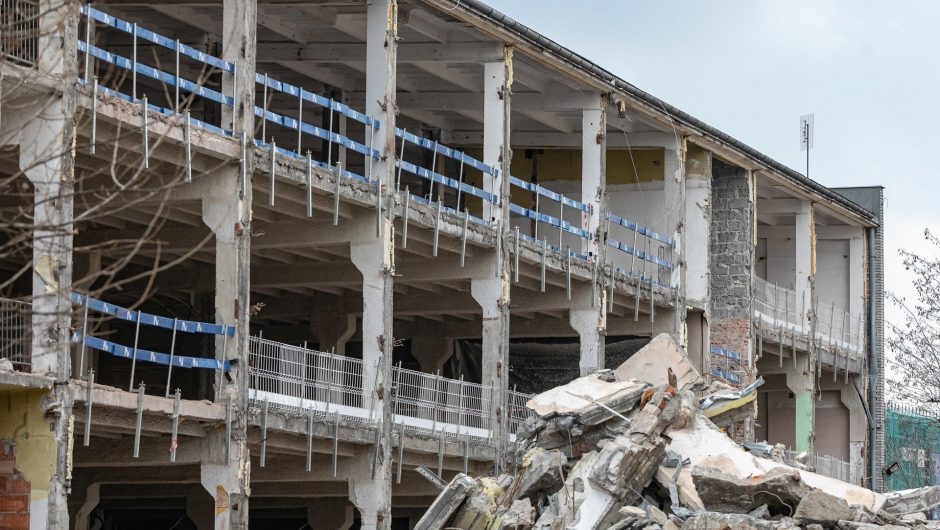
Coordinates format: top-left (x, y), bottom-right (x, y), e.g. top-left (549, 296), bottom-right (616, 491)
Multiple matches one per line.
top-left (795, 200), bottom-right (814, 327)
top-left (581, 97), bottom-right (605, 258)
top-left (570, 286), bottom-right (605, 375)
top-left (222, 0), bottom-right (257, 134)
top-left (255, 42), bottom-right (503, 63)
top-left (787, 352), bottom-right (815, 454)
top-left (345, 1), bottom-right (398, 528)
top-left (482, 51), bottom-right (510, 222)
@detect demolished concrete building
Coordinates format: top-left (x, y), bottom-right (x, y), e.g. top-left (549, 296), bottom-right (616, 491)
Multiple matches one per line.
top-left (0, 0), bottom-right (885, 528)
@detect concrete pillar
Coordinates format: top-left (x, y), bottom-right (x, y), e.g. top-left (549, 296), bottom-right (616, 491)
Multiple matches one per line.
top-left (306, 498), bottom-right (354, 530)
top-left (482, 50), bottom-right (511, 223)
top-left (840, 377), bottom-right (868, 484)
top-left (581, 98), bottom-right (605, 258)
top-left (186, 486), bottom-right (214, 530)
top-left (470, 262), bottom-right (510, 445)
top-left (221, 0), bottom-right (257, 134)
top-left (570, 287), bottom-right (606, 375)
top-left (786, 351), bottom-right (815, 454)
top-left (474, 46), bottom-right (513, 458)
top-left (345, 1), bottom-right (398, 528)
top-left (794, 200), bottom-right (814, 330)
top-left (73, 483), bottom-right (101, 530)
top-left (21, 0), bottom-right (77, 519)
top-left (848, 234), bottom-right (865, 349)
top-left (199, 432), bottom-right (249, 530)
top-left (684, 146), bottom-right (712, 308)
top-left (411, 333), bottom-right (453, 372)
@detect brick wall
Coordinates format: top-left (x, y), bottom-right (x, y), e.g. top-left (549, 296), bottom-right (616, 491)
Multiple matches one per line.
top-left (0, 441), bottom-right (29, 530)
top-left (709, 161), bottom-right (755, 440)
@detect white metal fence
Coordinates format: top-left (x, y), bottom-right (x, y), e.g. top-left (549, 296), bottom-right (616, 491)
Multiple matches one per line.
top-left (754, 277), bottom-right (806, 333)
top-left (783, 449), bottom-right (864, 485)
top-left (248, 336), bottom-right (534, 443)
top-left (753, 277), bottom-right (864, 358)
top-left (1, 0), bottom-right (39, 66)
top-left (0, 298), bottom-right (30, 369)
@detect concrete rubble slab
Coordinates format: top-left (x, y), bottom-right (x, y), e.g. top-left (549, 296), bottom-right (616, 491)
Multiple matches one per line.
top-left (614, 333), bottom-right (701, 390)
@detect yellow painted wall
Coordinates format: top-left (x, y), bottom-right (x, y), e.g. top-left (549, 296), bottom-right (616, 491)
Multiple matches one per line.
top-left (0, 389), bottom-right (55, 508)
top-left (685, 144), bottom-right (711, 180)
top-left (457, 147), bottom-right (666, 212)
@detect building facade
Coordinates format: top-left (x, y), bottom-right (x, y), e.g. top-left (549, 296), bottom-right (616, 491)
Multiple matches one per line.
top-left (0, 0), bottom-right (884, 528)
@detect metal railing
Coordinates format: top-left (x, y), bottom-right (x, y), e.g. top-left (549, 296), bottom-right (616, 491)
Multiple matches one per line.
top-left (753, 277), bottom-right (864, 357)
top-left (508, 176), bottom-right (593, 259)
top-left (0, 298), bottom-right (30, 369)
top-left (248, 336), bottom-right (534, 442)
top-left (1, 0), bottom-right (39, 66)
top-left (605, 211), bottom-right (675, 289)
top-left (783, 449), bottom-right (863, 485)
top-left (753, 276), bottom-right (806, 333)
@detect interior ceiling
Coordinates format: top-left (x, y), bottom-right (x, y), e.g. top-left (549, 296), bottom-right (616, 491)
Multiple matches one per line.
top-left (98, 0), bottom-right (666, 141)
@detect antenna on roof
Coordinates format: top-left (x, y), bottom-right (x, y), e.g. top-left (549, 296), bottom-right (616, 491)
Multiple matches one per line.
top-left (800, 114), bottom-right (814, 178)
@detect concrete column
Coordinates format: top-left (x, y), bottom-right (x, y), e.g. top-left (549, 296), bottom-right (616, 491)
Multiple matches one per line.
top-left (221, 0), bottom-right (257, 134)
top-left (684, 146), bottom-right (711, 308)
top-left (21, 0), bottom-right (77, 515)
top-left (470, 262), bottom-right (510, 445)
top-left (411, 333), bottom-right (453, 372)
top-left (848, 234), bottom-right (865, 345)
top-left (840, 377), bottom-right (868, 484)
top-left (199, 431), bottom-right (249, 530)
top-left (306, 498), bottom-right (354, 530)
top-left (570, 287), bottom-right (606, 375)
top-left (794, 200), bottom-right (814, 330)
top-left (345, 1), bottom-right (398, 528)
top-left (73, 483), bottom-right (101, 530)
top-left (581, 98), bottom-right (605, 258)
top-left (786, 351), bottom-right (815, 454)
top-left (185, 486), bottom-right (214, 530)
top-left (483, 49), bottom-right (511, 223)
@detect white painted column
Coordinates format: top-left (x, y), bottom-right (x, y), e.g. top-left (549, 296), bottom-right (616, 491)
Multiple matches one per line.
top-left (581, 98), bottom-right (605, 258)
top-left (348, 1), bottom-right (397, 528)
top-left (483, 51), bottom-right (510, 223)
top-left (795, 200), bottom-right (814, 330)
top-left (848, 233), bottom-right (865, 349)
top-left (570, 287), bottom-right (606, 375)
top-left (470, 262), bottom-right (510, 445)
top-left (663, 136), bottom-right (685, 292)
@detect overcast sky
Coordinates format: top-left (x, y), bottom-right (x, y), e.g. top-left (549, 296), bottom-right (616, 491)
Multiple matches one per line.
top-left (485, 0), bottom-right (938, 339)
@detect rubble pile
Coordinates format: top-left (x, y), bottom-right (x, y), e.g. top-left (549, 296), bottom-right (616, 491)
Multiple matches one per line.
top-left (414, 334), bottom-right (940, 530)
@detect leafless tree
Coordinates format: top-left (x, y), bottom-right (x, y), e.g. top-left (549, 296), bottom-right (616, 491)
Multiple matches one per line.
top-left (887, 229), bottom-right (940, 409)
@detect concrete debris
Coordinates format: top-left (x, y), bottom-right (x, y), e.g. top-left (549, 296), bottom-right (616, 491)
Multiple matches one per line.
top-left (614, 334), bottom-right (701, 391)
top-left (415, 334), bottom-right (917, 530)
top-left (882, 486), bottom-right (940, 515)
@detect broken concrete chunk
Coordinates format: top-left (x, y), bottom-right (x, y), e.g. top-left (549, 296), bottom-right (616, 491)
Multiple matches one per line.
top-left (515, 447), bottom-right (567, 502)
top-left (747, 504), bottom-right (770, 519)
top-left (794, 490), bottom-right (876, 525)
top-left (525, 373), bottom-right (648, 422)
top-left (491, 498), bottom-right (535, 530)
top-left (614, 333), bottom-right (701, 390)
top-left (682, 512), bottom-right (800, 530)
top-left (691, 466), bottom-right (809, 515)
top-left (413, 473), bottom-right (475, 530)
top-left (883, 486), bottom-right (940, 515)
top-left (588, 430), bottom-right (666, 501)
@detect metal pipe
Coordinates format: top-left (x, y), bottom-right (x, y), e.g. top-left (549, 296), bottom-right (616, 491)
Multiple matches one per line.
top-left (165, 318), bottom-right (177, 398)
top-left (128, 310), bottom-right (142, 392)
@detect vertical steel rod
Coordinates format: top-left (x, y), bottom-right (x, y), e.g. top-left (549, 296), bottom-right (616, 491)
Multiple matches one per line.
top-left (306, 406), bottom-right (313, 472)
top-left (333, 164), bottom-right (342, 225)
top-left (133, 382), bottom-right (145, 458)
top-left (514, 227), bottom-right (520, 283)
top-left (78, 301), bottom-right (89, 377)
top-left (90, 77), bottom-right (98, 154)
top-left (141, 95), bottom-right (149, 169)
top-left (460, 210), bottom-right (469, 267)
top-left (432, 200), bottom-right (441, 256)
top-left (402, 188), bottom-right (410, 248)
top-left (128, 310), bottom-right (142, 392)
top-left (296, 91), bottom-right (303, 154)
top-left (83, 370), bottom-right (94, 446)
top-left (165, 319), bottom-right (177, 398)
top-left (269, 140), bottom-right (276, 206)
top-left (540, 238), bottom-right (547, 292)
top-left (306, 151), bottom-right (313, 217)
top-left (131, 23), bottom-right (137, 100)
top-left (174, 39), bottom-right (180, 113)
top-left (225, 397), bottom-right (232, 463)
top-left (184, 111), bottom-right (192, 182)
top-left (261, 73), bottom-right (268, 141)
top-left (170, 388), bottom-right (180, 462)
